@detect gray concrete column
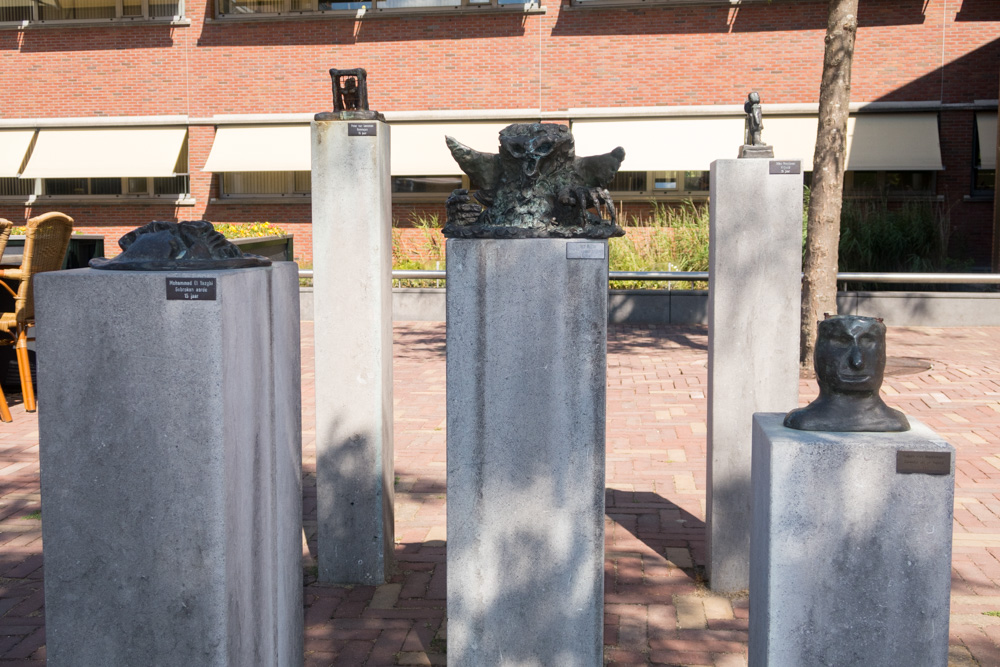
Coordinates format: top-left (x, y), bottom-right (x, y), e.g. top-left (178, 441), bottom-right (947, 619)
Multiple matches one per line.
top-left (35, 265), bottom-right (303, 667)
top-left (446, 238), bottom-right (608, 667)
top-left (311, 118), bottom-right (395, 584)
top-left (750, 413), bottom-right (954, 666)
top-left (707, 158), bottom-right (801, 591)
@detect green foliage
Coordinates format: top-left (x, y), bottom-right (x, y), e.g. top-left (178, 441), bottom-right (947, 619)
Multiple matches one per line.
top-left (213, 221), bottom-right (287, 239)
top-left (23, 510), bottom-right (41, 520)
top-left (392, 214), bottom-right (447, 288)
top-left (837, 197), bottom-right (970, 289)
top-left (983, 611), bottom-right (1000, 618)
top-left (609, 201), bottom-right (710, 290)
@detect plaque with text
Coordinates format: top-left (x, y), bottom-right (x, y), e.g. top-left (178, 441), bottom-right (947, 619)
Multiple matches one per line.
top-left (166, 277), bottom-right (217, 301)
top-left (769, 160), bottom-right (801, 175)
top-left (896, 450), bottom-right (951, 475)
top-left (348, 122), bottom-right (378, 137)
top-left (566, 242), bottom-right (606, 260)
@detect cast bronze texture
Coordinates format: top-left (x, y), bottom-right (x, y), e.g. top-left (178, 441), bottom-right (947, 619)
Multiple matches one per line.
top-left (442, 122), bottom-right (626, 239)
top-left (89, 220), bottom-right (271, 271)
top-left (315, 68), bottom-right (385, 122)
top-left (784, 314), bottom-right (910, 432)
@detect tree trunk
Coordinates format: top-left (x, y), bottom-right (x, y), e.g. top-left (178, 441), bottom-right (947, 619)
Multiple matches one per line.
top-left (800, 0), bottom-right (860, 368)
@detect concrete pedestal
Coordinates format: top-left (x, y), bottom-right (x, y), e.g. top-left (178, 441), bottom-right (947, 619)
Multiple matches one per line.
top-left (447, 238), bottom-right (607, 667)
top-left (707, 158), bottom-right (802, 591)
top-left (35, 264), bottom-right (303, 667)
top-left (311, 118), bottom-right (394, 584)
top-left (750, 413), bottom-right (954, 667)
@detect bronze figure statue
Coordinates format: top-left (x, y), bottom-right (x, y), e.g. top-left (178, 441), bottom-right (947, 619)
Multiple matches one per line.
top-left (784, 315), bottom-right (910, 432)
top-left (442, 123), bottom-right (626, 239)
top-left (744, 91), bottom-right (764, 146)
top-left (89, 220), bottom-right (270, 271)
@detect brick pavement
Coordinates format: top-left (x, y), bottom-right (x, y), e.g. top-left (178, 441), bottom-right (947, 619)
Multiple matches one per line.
top-left (2, 322), bottom-right (1000, 665)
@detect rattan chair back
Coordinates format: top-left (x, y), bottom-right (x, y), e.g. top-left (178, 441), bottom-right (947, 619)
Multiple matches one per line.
top-left (0, 220), bottom-right (13, 261)
top-left (17, 212), bottom-right (73, 325)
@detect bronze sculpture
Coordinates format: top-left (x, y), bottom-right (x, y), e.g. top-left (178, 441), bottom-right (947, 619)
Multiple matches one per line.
top-left (89, 220), bottom-right (270, 271)
top-left (744, 91), bottom-right (764, 146)
top-left (784, 315), bottom-right (910, 432)
top-left (442, 123), bottom-right (626, 239)
top-left (315, 68), bottom-right (384, 122)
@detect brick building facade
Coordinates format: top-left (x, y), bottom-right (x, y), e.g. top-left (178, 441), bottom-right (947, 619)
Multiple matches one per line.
top-left (0, 0), bottom-right (997, 264)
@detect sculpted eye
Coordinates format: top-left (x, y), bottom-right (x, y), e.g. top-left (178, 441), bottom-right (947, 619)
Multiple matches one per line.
top-left (534, 142), bottom-right (553, 155)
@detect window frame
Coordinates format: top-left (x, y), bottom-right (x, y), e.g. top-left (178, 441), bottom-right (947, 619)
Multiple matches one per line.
top-left (213, 0), bottom-right (539, 19)
top-left (972, 115), bottom-right (996, 199)
top-left (38, 175), bottom-right (191, 200)
top-left (608, 170), bottom-right (710, 202)
top-left (0, 0), bottom-right (186, 26)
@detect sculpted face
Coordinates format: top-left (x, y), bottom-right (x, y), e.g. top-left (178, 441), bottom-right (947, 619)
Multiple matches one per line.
top-left (814, 316), bottom-right (886, 394)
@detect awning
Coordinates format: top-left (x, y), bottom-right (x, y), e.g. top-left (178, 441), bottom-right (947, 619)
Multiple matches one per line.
top-left (572, 113), bottom-right (943, 172)
top-left (20, 127), bottom-right (188, 178)
top-left (571, 118), bottom-right (745, 172)
top-left (977, 112), bottom-right (997, 170)
top-left (203, 125), bottom-right (311, 172)
top-left (0, 130), bottom-right (35, 178)
top-left (391, 123), bottom-right (509, 175)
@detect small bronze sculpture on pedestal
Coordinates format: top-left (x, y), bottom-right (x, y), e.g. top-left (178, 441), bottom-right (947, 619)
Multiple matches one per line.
top-left (89, 220), bottom-right (270, 271)
top-left (784, 315), bottom-right (910, 432)
top-left (315, 68), bottom-right (384, 122)
top-left (739, 91), bottom-right (774, 159)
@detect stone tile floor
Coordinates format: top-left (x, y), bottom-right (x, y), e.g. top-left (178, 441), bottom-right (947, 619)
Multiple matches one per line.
top-left (2, 322), bottom-right (1000, 665)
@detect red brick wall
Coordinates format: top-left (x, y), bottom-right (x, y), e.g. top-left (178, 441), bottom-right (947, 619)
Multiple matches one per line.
top-left (1, 0), bottom-right (997, 263)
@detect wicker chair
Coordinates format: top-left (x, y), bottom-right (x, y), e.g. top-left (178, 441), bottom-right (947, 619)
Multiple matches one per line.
top-left (0, 212), bottom-right (73, 416)
top-left (0, 219), bottom-right (15, 422)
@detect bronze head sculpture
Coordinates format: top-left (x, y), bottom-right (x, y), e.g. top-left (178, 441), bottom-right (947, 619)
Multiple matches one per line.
top-left (784, 315), bottom-right (910, 432)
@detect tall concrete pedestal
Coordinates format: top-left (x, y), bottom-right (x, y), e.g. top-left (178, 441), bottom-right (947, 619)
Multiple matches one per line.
top-left (707, 158), bottom-right (802, 591)
top-left (35, 264), bottom-right (303, 667)
top-left (750, 413), bottom-right (954, 667)
top-left (447, 238), bottom-right (607, 667)
top-left (311, 118), bottom-right (394, 584)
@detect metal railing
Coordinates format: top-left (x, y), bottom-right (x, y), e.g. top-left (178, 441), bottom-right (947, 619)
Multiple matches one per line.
top-left (299, 269), bottom-right (1000, 285)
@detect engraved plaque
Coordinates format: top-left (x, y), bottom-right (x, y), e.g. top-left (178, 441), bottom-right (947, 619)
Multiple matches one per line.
top-left (896, 450), bottom-right (951, 475)
top-left (166, 277), bottom-right (217, 301)
top-left (769, 160), bottom-right (801, 175)
top-left (566, 242), bottom-right (606, 260)
top-left (348, 122), bottom-right (377, 137)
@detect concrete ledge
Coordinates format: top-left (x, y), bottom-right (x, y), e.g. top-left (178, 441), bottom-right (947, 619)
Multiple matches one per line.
top-left (300, 287), bottom-right (1000, 327)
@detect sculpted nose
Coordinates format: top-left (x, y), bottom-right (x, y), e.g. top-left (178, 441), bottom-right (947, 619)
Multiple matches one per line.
top-left (848, 346), bottom-right (864, 370)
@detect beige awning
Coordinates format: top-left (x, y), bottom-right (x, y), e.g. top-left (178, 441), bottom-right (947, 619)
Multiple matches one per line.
top-left (20, 127), bottom-right (187, 178)
top-left (977, 112), bottom-right (997, 170)
top-left (571, 118), bottom-right (745, 171)
top-left (203, 125), bottom-right (311, 172)
top-left (391, 123), bottom-right (509, 175)
top-left (0, 130), bottom-right (35, 177)
top-left (762, 113), bottom-right (943, 170)
top-left (572, 113), bottom-right (943, 172)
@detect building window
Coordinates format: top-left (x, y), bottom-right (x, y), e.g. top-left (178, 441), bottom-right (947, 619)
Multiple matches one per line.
top-left (215, 0), bottom-right (533, 17)
top-left (609, 170), bottom-right (710, 198)
top-left (0, 0), bottom-right (183, 23)
top-left (392, 175), bottom-right (462, 194)
top-left (220, 171), bottom-right (310, 197)
top-left (218, 172), bottom-right (467, 200)
top-left (0, 177), bottom-right (33, 198)
top-left (842, 171), bottom-right (936, 197)
top-left (42, 175), bottom-right (189, 197)
top-left (973, 115), bottom-right (996, 196)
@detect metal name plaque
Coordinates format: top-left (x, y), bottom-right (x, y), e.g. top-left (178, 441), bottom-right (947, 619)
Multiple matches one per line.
top-left (769, 160), bottom-right (801, 175)
top-left (166, 277), bottom-right (217, 301)
top-left (348, 122), bottom-right (377, 137)
top-left (896, 450), bottom-right (951, 475)
top-left (566, 242), bottom-right (606, 260)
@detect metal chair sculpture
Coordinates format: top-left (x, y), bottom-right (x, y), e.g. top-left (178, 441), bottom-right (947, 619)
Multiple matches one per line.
top-left (0, 212), bottom-right (73, 419)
